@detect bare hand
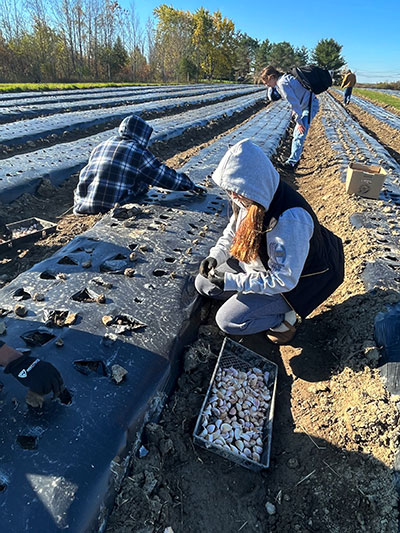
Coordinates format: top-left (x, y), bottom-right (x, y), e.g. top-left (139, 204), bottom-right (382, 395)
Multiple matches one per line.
top-left (297, 124), bottom-right (306, 135)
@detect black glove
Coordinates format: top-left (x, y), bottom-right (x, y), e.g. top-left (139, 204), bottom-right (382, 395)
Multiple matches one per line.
top-left (5, 354), bottom-right (64, 397)
top-left (191, 184), bottom-right (207, 195)
top-left (208, 269), bottom-right (225, 290)
top-left (199, 256), bottom-right (217, 277)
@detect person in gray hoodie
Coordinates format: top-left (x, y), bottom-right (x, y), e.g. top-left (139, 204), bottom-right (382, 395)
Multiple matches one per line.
top-left (195, 139), bottom-right (344, 344)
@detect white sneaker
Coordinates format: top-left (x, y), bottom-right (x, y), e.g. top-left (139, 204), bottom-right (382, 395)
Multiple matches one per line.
top-left (269, 310), bottom-right (297, 332)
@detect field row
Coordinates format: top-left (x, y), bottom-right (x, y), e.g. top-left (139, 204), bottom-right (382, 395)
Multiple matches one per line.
top-left (1, 84), bottom-right (400, 532)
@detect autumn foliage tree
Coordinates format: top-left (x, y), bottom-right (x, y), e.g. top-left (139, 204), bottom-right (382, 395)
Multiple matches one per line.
top-left (0, 0), bottom-right (347, 84)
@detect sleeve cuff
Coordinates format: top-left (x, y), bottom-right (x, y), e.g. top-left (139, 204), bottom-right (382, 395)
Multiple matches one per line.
top-left (224, 273), bottom-right (239, 291)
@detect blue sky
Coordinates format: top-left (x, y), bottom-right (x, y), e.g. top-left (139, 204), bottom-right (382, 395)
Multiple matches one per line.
top-left (121, 0), bottom-right (400, 83)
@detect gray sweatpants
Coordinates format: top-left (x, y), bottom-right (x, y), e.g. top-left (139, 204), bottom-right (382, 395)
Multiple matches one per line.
top-left (195, 258), bottom-right (291, 335)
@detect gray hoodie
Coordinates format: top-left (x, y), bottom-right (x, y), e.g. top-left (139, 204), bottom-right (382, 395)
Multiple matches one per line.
top-left (209, 139), bottom-right (314, 295)
top-left (276, 74), bottom-right (319, 126)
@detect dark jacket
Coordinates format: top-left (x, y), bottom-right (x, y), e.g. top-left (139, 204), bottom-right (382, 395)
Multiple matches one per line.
top-left (259, 181), bottom-right (345, 318)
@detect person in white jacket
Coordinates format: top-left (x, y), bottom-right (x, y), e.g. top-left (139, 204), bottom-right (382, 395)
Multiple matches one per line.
top-left (195, 139), bottom-right (344, 344)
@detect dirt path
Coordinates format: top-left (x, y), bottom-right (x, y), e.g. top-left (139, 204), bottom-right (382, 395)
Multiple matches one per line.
top-left (105, 112), bottom-right (399, 533)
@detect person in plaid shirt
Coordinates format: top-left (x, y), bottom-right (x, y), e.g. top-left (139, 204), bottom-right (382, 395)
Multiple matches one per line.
top-left (73, 114), bottom-right (205, 214)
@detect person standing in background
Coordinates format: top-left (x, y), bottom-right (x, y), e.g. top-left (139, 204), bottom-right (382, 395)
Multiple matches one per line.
top-left (341, 70), bottom-right (357, 105)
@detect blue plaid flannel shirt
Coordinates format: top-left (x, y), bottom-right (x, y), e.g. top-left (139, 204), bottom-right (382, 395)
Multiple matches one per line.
top-left (73, 115), bottom-right (196, 214)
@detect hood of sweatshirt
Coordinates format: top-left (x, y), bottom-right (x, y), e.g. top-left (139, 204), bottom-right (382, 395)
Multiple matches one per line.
top-left (212, 139), bottom-right (280, 211)
top-left (118, 114), bottom-right (153, 148)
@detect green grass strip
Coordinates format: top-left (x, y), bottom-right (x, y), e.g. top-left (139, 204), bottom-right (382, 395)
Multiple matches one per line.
top-left (0, 82), bottom-right (174, 93)
top-left (353, 88), bottom-right (400, 111)
top-left (0, 80), bottom-right (240, 93)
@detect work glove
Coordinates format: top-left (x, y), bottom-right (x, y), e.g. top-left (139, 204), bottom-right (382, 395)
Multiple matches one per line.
top-left (191, 184), bottom-right (207, 196)
top-left (199, 256), bottom-right (217, 277)
top-left (207, 269), bottom-right (225, 290)
top-left (4, 354), bottom-right (64, 397)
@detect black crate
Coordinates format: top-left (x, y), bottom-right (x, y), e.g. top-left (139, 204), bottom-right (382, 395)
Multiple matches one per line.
top-left (193, 337), bottom-right (278, 471)
top-left (0, 217), bottom-right (57, 252)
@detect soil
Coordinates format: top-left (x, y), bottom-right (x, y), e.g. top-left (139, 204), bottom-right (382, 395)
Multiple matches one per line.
top-left (1, 96), bottom-right (399, 532)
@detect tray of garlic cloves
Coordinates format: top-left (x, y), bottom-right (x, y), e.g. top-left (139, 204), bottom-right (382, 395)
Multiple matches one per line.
top-left (0, 217), bottom-right (57, 252)
top-left (193, 337), bottom-right (278, 471)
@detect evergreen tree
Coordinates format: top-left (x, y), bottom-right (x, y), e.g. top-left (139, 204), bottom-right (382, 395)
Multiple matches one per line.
top-left (110, 36), bottom-right (129, 79)
top-left (235, 32), bottom-right (259, 81)
top-left (254, 39), bottom-right (271, 78)
top-left (294, 45), bottom-right (309, 66)
top-left (312, 38), bottom-right (345, 72)
top-left (268, 41), bottom-right (297, 71)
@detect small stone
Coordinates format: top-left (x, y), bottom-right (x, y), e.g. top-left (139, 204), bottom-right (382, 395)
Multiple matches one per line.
top-left (56, 273), bottom-right (67, 280)
top-left (55, 338), bottom-right (64, 347)
top-left (14, 304), bottom-right (27, 317)
top-left (129, 252), bottom-right (137, 261)
top-left (0, 321), bottom-right (6, 335)
top-left (364, 346), bottom-right (380, 363)
top-left (283, 493), bottom-right (291, 502)
top-left (287, 457), bottom-right (299, 469)
top-left (145, 423), bottom-right (164, 446)
top-left (124, 268), bottom-right (135, 277)
top-left (111, 364), bottom-right (128, 384)
top-left (184, 347), bottom-right (200, 373)
top-left (265, 502), bottom-right (276, 515)
top-left (102, 315), bottom-right (113, 326)
top-left (33, 292), bottom-right (45, 302)
top-left (64, 312), bottom-right (77, 326)
top-left (103, 332), bottom-right (118, 345)
top-left (82, 260), bottom-right (92, 269)
top-left (159, 438), bottom-right (174, 456)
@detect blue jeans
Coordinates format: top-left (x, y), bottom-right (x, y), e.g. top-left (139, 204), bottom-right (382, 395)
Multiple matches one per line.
top-left (344, 87), bottom-right (353, 104)
top-left (195, 258), bottom-right (291, 335)
top-left (286, 96), bottom-right (319, 166)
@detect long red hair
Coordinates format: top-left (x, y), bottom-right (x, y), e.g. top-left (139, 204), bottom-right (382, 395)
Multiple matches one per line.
top-left (230, 202), bottom-right (266, 263)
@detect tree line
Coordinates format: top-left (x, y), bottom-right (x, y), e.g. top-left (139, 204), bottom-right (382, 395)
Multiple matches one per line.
top-left (0, 1), bottom-right (346, 83)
